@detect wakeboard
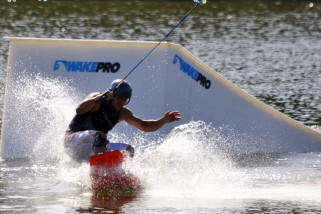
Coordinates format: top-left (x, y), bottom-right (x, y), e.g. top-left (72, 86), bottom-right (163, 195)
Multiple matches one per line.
top-left (89, 150), bottom-right (141, 190)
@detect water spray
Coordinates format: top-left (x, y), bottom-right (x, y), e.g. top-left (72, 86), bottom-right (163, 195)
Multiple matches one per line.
top-left (95, 0), bottom-right (207, 103)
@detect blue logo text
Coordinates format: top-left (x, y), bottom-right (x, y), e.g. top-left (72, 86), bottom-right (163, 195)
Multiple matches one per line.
top-left (54, 60), bottom-right (120, 73)
top-left (173, 55), bottom-right (211, 89)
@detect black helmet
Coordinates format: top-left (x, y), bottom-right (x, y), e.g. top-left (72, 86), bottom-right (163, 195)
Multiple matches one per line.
top-left (110, 79), bottom-right (132, 101)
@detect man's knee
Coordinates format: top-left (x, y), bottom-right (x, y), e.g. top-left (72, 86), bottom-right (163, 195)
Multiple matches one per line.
top-left (126, 145), bottom-right (135, 158)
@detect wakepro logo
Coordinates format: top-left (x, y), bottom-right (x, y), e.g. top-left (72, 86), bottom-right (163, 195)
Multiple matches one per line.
top-left (173, 55), bottom-right (211, 89)
top-left (54, 60), bottom-right (120, 73)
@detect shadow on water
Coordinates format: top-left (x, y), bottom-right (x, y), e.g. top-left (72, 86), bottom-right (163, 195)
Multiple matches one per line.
top-left (85, 189), bottom-right (140, 213)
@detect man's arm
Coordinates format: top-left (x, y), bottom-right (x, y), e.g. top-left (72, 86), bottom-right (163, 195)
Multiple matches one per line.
top-left (121, 108), bottom-right (181, 132)
top-left (76, 92), bottom-right (101, 114)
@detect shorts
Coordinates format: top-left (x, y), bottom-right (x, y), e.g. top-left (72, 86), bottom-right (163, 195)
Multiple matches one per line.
top-left (64, 130), bottom-right (129, 161)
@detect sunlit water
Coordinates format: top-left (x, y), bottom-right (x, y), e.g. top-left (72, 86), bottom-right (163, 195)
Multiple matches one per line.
top-left (0, 1), bottom-right (321, 213)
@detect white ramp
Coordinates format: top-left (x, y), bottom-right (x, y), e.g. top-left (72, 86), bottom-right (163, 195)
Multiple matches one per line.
top-left (1, 37), bottom-right (321, 158)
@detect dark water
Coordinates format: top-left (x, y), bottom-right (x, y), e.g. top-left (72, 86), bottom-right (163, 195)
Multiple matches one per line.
top-left (0, 0), bottom-right (321, 213)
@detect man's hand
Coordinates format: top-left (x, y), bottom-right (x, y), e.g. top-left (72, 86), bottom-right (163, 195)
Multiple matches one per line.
top-left (164, 110), bottom-right (181, 123)
top-left (106, 91), bottom-right (113, 101)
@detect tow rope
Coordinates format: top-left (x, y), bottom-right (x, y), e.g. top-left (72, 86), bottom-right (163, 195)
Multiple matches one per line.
top-left (95, 0), bottom-right (207, 103)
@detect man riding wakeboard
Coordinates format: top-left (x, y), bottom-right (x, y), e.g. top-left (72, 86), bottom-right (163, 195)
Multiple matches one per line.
top-left (64, 79), bottom-right (181, 162)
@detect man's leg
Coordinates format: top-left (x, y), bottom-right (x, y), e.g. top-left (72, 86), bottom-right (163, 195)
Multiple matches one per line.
top-left (64, 130), bottom-right (97, 161)
top-left (93, 131), bottom-right (110, 155)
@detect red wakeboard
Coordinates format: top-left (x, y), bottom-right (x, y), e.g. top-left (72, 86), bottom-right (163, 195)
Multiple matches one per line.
top-left (89, 151), bottom-right (141, 190)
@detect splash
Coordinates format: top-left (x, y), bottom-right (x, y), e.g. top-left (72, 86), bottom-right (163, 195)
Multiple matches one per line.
top-left (6, 73), bottom-right (321, 206)
top-left (56, 121), bottom-right (251, 196)
top-left (129, 121), bottom-right (250, 199)
top-left (8, 72), bottom-right (80, 159)
top-left (119, 122), bottom-right (321, 206)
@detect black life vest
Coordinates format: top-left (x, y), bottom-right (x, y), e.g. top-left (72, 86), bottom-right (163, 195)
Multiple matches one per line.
top-left (68, 100), bottom-right (120, 134)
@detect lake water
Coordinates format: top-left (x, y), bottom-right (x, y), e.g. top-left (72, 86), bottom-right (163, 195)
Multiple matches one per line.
top-left (0, 0), bottom-right (321, 213)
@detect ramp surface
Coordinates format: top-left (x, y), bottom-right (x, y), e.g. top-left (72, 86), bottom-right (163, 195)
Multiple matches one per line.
top-left (1, 38), bottom-right (321, 158)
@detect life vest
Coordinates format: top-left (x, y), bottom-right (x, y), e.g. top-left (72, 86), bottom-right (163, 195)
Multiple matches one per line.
top-left (68, 100), bottom-right (120, 133)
